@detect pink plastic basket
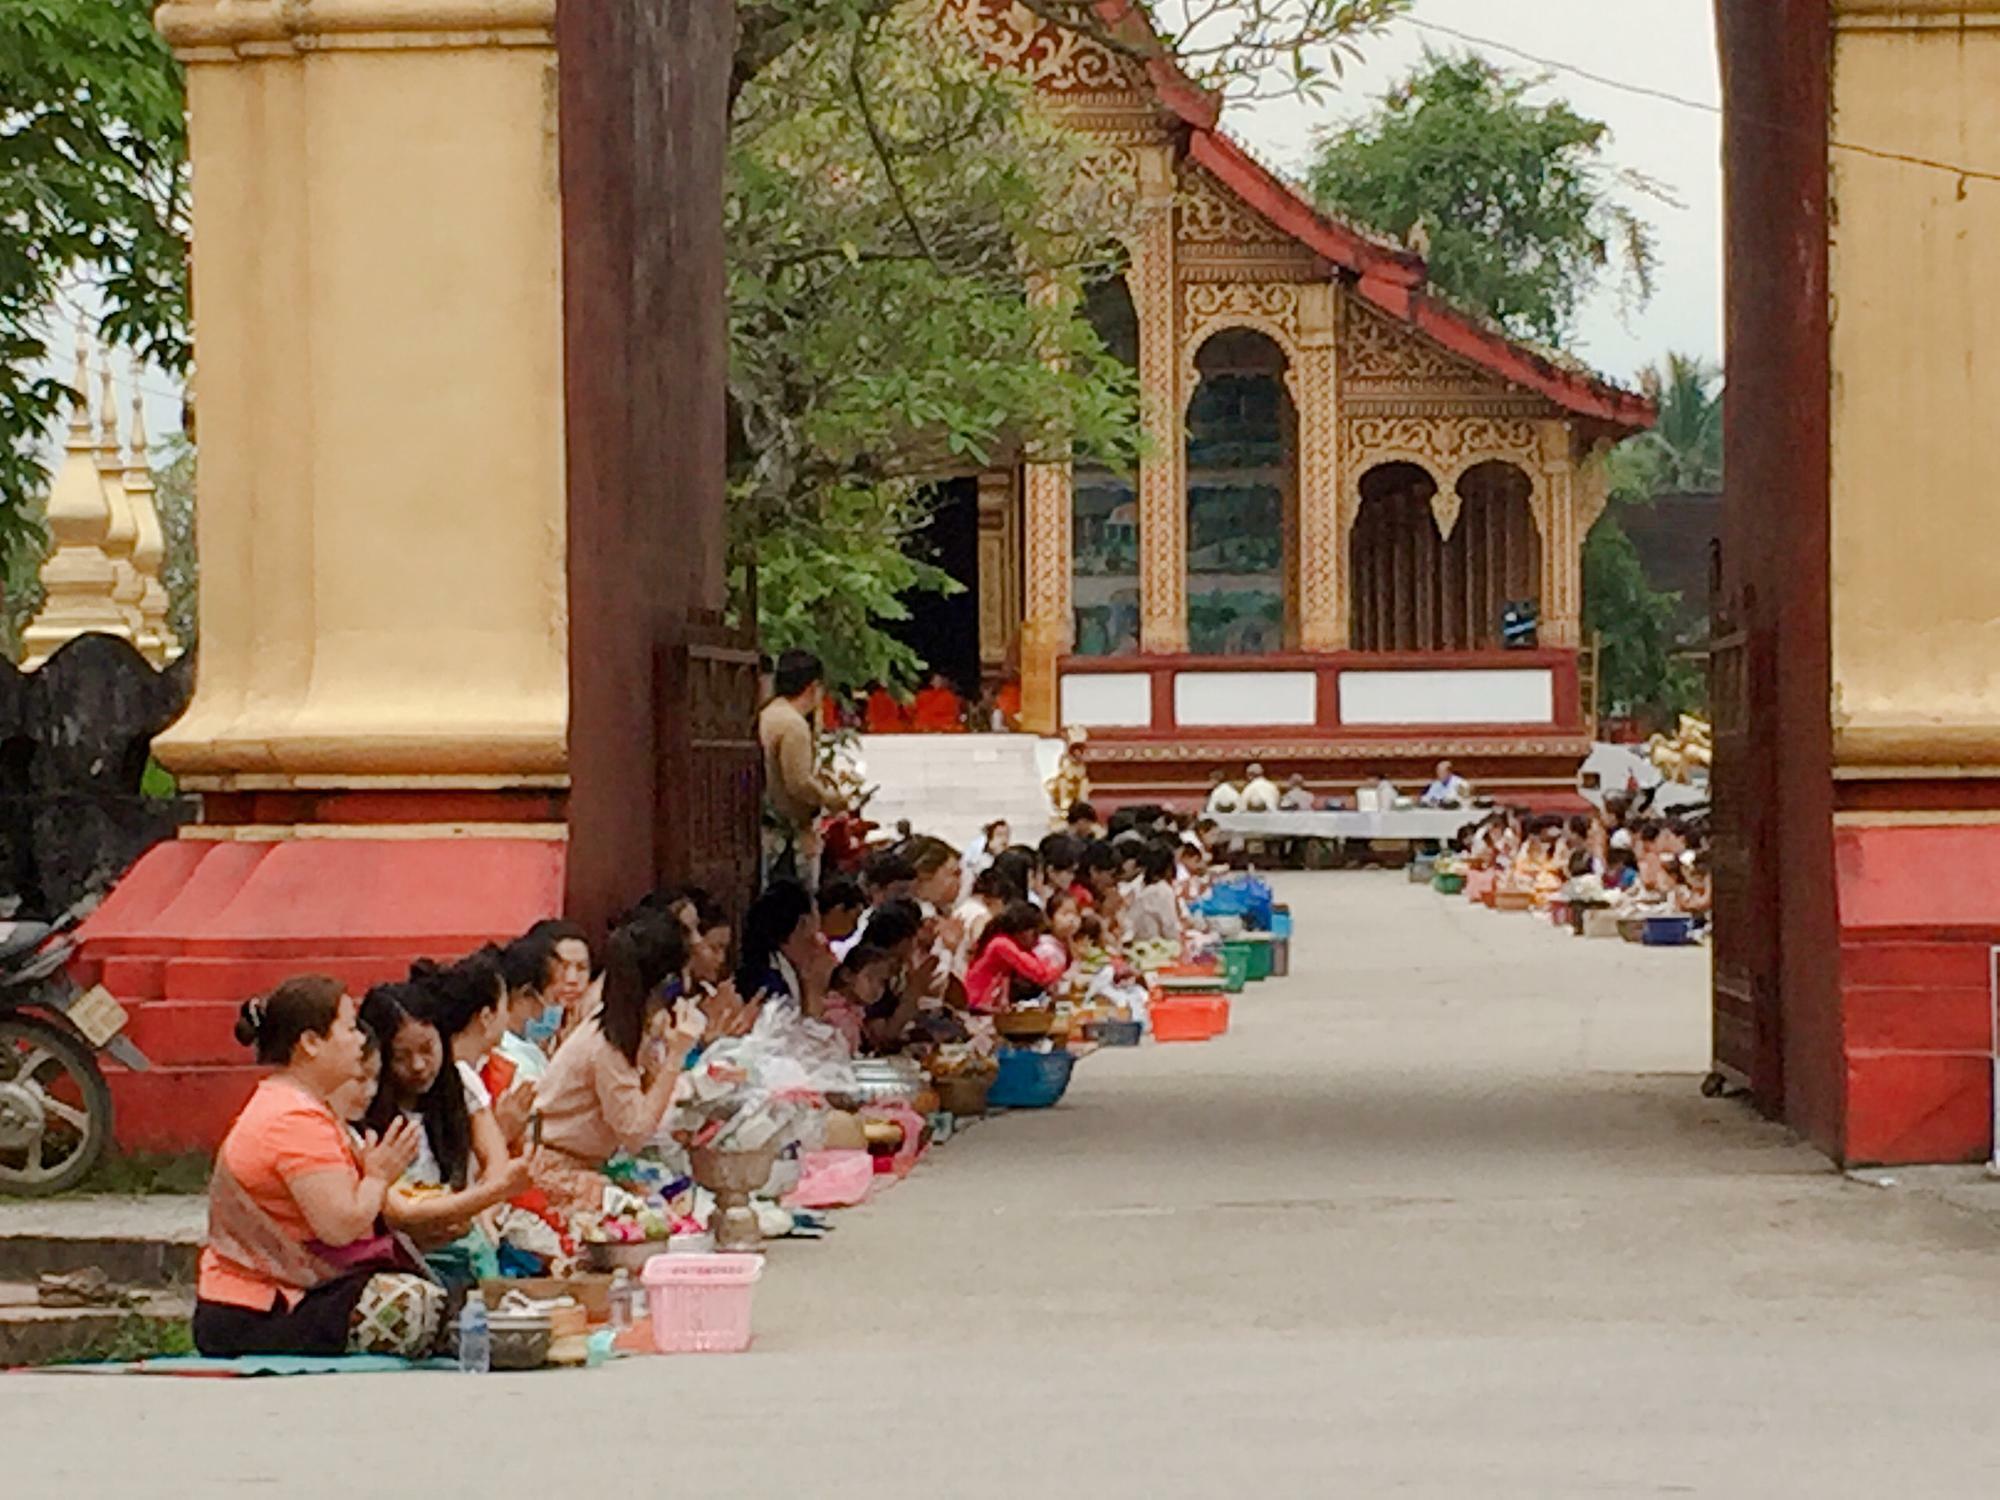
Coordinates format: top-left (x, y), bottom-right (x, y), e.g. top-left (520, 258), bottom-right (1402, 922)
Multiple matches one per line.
top-left (642, 1253), bottom-right (764, 1354)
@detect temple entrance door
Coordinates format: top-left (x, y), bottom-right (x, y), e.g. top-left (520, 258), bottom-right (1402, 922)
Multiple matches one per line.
top-left (893, 476), bottom-right (984, 701)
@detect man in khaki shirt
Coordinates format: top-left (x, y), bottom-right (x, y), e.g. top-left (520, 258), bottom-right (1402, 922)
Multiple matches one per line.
top-left (759, 650), bottom-right (844, 888)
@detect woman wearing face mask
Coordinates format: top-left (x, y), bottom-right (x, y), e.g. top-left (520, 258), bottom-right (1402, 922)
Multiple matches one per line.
top-left (522, 918), bottom-right (594, 1031)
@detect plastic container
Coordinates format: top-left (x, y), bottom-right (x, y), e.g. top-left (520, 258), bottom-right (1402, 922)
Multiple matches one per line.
top-left (1407, 858), bottom-right (1435, 884)
top-left (934, 1073), bottom-right (994, 1118)
top-left (1465, 869), bottom-right (1496, 904)
top-left (456, 1297), bottom-right (491, 1374)
top-left (1088, 1019), bottom-right (1143, 1047)
top-left (1271, 906), bottom-right (1294, 939)
top-left (1432, 871), bottom-right (1466, 896)
top-left (785, 1149), bottom-right (874, 1209)
top-left (643, 1252), bottom-right (764, 1354)
top-left (1269, 937), bottom-right (1290, 978)
top-left (1642, 915), bottom-right (1696, 947)
top-left (1151, 994), bottom-right (1229, 1042)
top-left (1218, 942), bottom-right (1253, 993)
top-left (1241, 934), bottom-right (1275, 981)
top-left (987, 1047), bottom-right (1076, 1108)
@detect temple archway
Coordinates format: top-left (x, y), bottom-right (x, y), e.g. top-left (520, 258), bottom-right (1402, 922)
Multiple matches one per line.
top-left (1349, 459), bottom-right (1541, 650)
top-left (1071, 276), bottom-right (1141, 657)
top-left (1184, 328), bottom-right (1295, 655)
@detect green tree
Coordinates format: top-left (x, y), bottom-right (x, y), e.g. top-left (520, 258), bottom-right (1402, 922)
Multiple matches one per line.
top-left (1306, 51), bottom-right (1657, 344)
top-left (728, 2), bottom-right (1143, 690)
top-left (1608, 352), bottom-right (1722, 497)
top-left (0, 0), bottom-right (188, 589)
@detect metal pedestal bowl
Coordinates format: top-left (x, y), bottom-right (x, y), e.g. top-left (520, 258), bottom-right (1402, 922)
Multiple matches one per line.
top-left (690, 1142), bottom-right (781, 1252)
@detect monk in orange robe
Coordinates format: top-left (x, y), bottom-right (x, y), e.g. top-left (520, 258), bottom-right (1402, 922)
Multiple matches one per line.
top-left (910, 673), bottom-right (967, 733)
top-left (864, 684), bottom-right (908, 733)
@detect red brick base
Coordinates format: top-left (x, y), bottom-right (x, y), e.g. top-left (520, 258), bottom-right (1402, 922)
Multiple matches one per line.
top-left (75, 836), bottom-right (567, 1154)
top-left (1836, 825), bottom-right (2000, 1166)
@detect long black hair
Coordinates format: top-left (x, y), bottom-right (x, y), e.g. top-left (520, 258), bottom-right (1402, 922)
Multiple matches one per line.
top-left (359, 981), bottom-right (473, 1189)
top-left (597, 911), bottom-right (690, 1065)
top-left (735, 880), bottom-right (815, 995)
top-left (409, 946), bottom-right (507, 1045)
top-left (974, 900), bottom-right (1047, 958)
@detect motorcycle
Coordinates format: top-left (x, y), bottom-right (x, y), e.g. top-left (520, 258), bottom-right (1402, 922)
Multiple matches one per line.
top-left (0, 901), bottom-right (151, 1196)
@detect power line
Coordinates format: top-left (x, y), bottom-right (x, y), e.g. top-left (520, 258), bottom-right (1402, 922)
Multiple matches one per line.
top-left (1402, 14), bottom-right (2000, 191)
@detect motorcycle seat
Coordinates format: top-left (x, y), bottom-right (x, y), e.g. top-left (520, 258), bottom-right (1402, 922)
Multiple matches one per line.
top-left (0, 922), bottom-right (53, 966)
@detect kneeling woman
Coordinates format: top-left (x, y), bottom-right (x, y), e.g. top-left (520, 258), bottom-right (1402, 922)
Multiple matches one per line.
top-left (528, 912), bottom-right (751, 1226)
top-left (194, 977), bottom-right (439, 1358)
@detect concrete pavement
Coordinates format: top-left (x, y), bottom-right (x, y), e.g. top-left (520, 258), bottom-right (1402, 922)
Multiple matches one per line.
top-left (14, 872), bottom-right (2000, 1496)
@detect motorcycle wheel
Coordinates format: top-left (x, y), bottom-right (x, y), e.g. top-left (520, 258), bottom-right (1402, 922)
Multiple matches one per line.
top-left (0, 1016), bottom-right (113, 1196)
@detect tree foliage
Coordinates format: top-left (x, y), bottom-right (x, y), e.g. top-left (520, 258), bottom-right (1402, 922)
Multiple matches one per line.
top-left (1306, 51), bottom-right (1658, 345)
top-left (1606, 352), bottom-right (1721, 499)
top-left (728, 1), bottom-right (1143, 691)
top-left (0, 0), bottom-right (187, 580)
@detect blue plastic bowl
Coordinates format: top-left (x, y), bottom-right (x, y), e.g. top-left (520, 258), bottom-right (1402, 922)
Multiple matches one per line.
top-left (988, 1047), bottom-right (1076, 1108)
top-left (1642, 916), bottom-right (1695, 947)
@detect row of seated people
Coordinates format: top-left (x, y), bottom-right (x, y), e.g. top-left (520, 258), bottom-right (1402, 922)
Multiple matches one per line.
top-left (824, 673), bottom-right (1023, 734)
top-left (193, 820), bottom-right (1218, 1360)
top-left (1455, 798), bottom-right (1712, 919)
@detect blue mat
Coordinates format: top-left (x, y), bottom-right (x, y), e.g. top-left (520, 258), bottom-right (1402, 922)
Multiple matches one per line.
top-left (29, 1353), bottom-right (454, 1377)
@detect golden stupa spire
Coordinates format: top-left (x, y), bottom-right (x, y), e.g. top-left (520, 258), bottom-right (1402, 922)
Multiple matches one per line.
top-left (125, 389), bottom-right (181, 665)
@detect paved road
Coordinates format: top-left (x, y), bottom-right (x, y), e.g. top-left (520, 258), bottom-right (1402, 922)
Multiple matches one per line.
top-left (16, 874), bottom-right (2000, 1496)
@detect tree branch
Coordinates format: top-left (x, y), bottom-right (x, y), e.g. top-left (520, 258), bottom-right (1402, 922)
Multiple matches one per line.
top-left (846, 26), bottom-right (935, 264)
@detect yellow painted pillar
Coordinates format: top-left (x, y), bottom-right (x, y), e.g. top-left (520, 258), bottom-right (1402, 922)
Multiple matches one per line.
top-left (1295, 283), bottom-right (1344, 650)
top-left (1826, 0), bottom-right (2000, 778)
top-left (1131, 144), bottom-right (1186, 653)
top-left (151, 0), bottom-right (566, 788)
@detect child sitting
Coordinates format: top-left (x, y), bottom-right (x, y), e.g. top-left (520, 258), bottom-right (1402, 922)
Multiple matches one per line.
top-left (823, 944), bottom-right (896, 1054)
top-left (964, 901), bottom-right (1069, 1015)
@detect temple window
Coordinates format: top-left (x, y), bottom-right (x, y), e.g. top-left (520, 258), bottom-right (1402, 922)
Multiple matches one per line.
top-left (1071, 277), bottom-right (1141, 657)
top-left (1350, 459), bottom-right (1541, 651)
top-left (1184, 328), bottom-right (1296, 655)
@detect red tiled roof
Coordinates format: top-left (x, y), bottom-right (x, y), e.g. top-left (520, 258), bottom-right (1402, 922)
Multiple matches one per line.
top-left (1095, 0), bottom-right (1655, 432)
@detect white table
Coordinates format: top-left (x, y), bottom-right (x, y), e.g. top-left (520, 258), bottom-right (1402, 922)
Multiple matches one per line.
top-left (1210, 808), bottom-right (1485, 843)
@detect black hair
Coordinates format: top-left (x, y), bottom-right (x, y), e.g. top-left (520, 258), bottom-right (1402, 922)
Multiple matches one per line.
top-left (1567, 815), bottom-right (1591, 837)
top-left (982, 819), bottom-right (1010, 840)
top-left (990, 846), bottom-right (1038, 897)
top-left (500, 931), bottom-right (556, 995)
top-left (1607, 847), bottom-right (1638, 872)
top-left (972, 866), bottom-right (1015, 902)
top-left (1080, 841), bottom-right (1121, 877)
top-left (408, 946), bottom-right (507, 1043)
top-left (360, 981), bottom-right (473, 1189)
top-left (817, 878), bottom-right (866, 915)
top-left (524, 918), bottom-right (588, 952)
top-left (235, 974), bottom-right (345, 1068)
top-left (861, 848), bottom-right (917, 893)
top-left (832, 943), bottom-right (894, 992)
top-left (737, 880), bottom-right (816, 995)
top-left (1637, 819), bottom-right (1665, 842)
top-left (774, 649), bottom-right (824, 700)
top-left (598, 911), bottom-right (690, 1065)
top-left (864, 896), bottom-right (924, 953)
top-left (1568, 850), bottom-right (1594, 877)
top-left (1067, 801), bottom-right (1098, 826)
top-left (1038, 833), bottom-right (1082, 874)
top-left (904, 836), bottom-right (960, 877)
top-left (1137, 841), bottom-right (1175, 884)
top-left (975, 900), bottom-right (1047, 958)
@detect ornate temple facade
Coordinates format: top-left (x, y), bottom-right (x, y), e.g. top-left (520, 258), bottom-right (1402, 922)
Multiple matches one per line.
top-left (953, 1), bottom-right (1654, 804)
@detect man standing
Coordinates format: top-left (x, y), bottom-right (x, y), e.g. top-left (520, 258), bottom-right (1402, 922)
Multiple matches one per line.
top-left (759, 649), bottom-right (844, 888)
top-left (1421, 759), bottom-right (1472, 808)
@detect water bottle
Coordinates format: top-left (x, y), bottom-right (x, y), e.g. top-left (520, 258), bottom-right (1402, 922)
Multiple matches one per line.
top-left (608, 1269), bottom-right (634, 1333)
top-left (456, 1295), bottom-right (490, 1375)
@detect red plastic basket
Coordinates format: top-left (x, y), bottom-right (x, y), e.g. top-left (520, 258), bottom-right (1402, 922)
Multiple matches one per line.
top-left (1151, 994), bottom-right (1229, 1042)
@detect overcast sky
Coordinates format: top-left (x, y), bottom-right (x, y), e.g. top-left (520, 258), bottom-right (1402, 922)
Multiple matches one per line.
top-left (1228, 0), bottom-right (1724, 384)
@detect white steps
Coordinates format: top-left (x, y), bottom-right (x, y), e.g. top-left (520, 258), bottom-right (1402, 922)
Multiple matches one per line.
top-left (840, 735), bottom-right (1063, 852)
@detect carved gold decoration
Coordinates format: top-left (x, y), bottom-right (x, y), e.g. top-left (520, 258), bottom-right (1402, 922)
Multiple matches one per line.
top-left (1343, 301), bottom-right (1507, 394)
top-left (1294, 284), bottom-right (1343, 650)
top-left (1177, 166), bottom-right (1292, 244)
top-left (1180, 281), bottom-right (1303, 402)
top-left (1086, 736), bottom-right (1592, 764)
top-left (944, 0), bottom-right (1146, 94)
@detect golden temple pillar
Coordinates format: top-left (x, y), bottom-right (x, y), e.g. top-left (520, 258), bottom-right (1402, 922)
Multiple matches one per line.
top-left (1131, 144), bottom-right (1186, 653)
top-left (1535, 423), bottom-right (1582, 649)
top-left (150, 0), bottom-right (566, 788)
top-left (976, 468), bottom-right (1022, 688)
top-left (1295, 283), bottom-right (1344, 650)
top-left (1019, 460), bottom-right (1072, 734)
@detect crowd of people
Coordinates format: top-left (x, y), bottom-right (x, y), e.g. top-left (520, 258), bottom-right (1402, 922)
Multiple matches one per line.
top-left (1444, 793), bottom-right (1712, 924)
top-left (192, 718), bottom-right (1233, 1361)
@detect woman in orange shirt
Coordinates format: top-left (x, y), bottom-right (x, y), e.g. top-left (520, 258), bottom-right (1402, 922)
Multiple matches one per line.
top-left (193, 976), bottom-right (439, 1358)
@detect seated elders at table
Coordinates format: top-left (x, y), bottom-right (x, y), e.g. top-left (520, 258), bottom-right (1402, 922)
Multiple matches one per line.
top-left (1421, 759), bottom-right (1473, 807)
top-left (194, 977), bottom-right (441, 1359)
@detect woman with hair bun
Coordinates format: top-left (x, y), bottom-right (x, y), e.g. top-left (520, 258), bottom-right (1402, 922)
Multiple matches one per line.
top-left (193, 976), bottom-right (441, 1358)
